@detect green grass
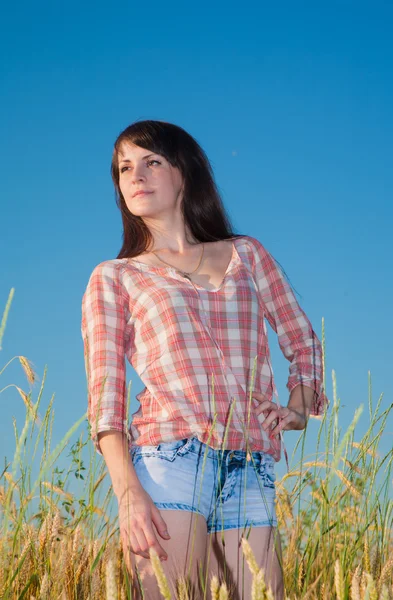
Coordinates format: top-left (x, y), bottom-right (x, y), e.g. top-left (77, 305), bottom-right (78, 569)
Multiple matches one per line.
top-left (1, 290), bottom-right (392, 599)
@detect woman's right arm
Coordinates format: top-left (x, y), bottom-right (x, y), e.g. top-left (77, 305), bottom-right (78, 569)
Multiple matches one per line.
top-left (81, 261), bottom-right (132, 457)
top-left (99, 430), bottom-right (171, 563)
top-left (81, 263), bottom-right (171, 562)
top-left (98, 431), bottom-right (143, 501)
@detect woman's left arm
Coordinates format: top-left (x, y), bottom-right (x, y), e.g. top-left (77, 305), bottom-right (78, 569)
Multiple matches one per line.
top-left (248, 236), bottom-right (330, 419)
top-left (287, 383), bottom-right (317, 419)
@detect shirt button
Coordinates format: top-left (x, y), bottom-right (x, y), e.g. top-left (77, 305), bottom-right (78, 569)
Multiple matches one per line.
top-left (229, 452), bottom-right (235, 459)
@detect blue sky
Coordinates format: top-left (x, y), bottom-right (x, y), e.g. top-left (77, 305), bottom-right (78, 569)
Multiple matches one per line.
top-left (1, 1), bottom-right (392, 503)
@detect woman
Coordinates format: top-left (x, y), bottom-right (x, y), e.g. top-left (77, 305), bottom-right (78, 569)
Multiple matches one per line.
top-left (81, 120), bottom-right (329, 600)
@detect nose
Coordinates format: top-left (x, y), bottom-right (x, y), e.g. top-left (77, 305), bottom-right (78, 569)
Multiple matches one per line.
top-left (131, 163), bottom-right (147, 184)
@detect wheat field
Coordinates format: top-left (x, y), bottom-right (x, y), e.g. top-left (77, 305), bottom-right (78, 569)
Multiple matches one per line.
top-left (1, 297), bottom-right (392, 599)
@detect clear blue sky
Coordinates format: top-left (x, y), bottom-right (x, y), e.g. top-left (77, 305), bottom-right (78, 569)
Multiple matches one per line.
top-left (1, 1), bottom-right (392, 498)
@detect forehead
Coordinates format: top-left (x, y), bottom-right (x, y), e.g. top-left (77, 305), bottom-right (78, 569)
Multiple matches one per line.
top-left (118, 142), bottom-right (158, 160)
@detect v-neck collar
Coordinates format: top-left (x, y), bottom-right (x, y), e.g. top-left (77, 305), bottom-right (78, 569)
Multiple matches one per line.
top-left (122, 238), bottom-right (242, 292)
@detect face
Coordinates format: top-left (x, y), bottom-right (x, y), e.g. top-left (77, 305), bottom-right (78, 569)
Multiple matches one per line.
top-left (118, 142), bottom-right (184, 218)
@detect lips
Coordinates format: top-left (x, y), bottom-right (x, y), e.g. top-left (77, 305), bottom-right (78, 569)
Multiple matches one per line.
top-left (133, 190), bottom-right (153, 198)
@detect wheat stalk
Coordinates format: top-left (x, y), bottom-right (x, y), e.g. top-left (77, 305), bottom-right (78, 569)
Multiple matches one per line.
top-left (364, 572), bottom-right (378, 600)
top-left (350, 564), bottom-right (361, 600)
top-left (18, 355), bottom-right (36, 383)
top-left (364, 536), bottom-right (371, 574)
top-left (39, 512), bottom-right (53, 559)
top-left (39, 571), bottom-right (49, 598)
top-left (149, 547), bottom-right (172, 599)
top-left (218, 580), bottom-right (229, 599)
top-left (378, 557), bottom-right (393, 592)
top-left (106, 555), bottom-right (118, 600)
top-left (176, 574), bottom-right (191, 600)
top-left (334, 559), bottom-right (345, 600)
top-left (71, 523), bottom-right (82, 564)
top-left (210, 574), bottom-right (220, 600)
top-left (379, 583), bottom-right (389, 600)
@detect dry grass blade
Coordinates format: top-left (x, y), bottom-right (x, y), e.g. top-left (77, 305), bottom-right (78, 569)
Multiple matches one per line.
top-left (340, 457), bottom-right (362, 475)
top-left (301, 572), bottom-right (323, 599)
top-left (41, 481), bottom-right (74, 502)
top-left (303, 461), bottom-right (328, 468)
top-left (14, 385), bottom-right (40, 422)
top-left (93, 471), bottom-right (107, 492)
top-left (42, 494), bottom-right (58, 512)
top-left (334, 469), bottom-right (362, 499)
top-left (3, 471), bottom-right (17, 487)
top-left (18, 356), bottom-right (37, 384)
top-left (352, 442), bottom-right (378, 458)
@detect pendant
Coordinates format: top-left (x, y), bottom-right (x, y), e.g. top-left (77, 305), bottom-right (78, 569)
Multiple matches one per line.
top-left (182, 273), bottom-right (191, 280)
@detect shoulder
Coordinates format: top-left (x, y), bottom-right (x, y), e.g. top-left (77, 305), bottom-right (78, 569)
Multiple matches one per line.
top-left (87, 259), bottom-right (126, 281)
top-left (83, 260), bottom-right (129, 300)
top-left (233, 234), bottom-right (267, 257)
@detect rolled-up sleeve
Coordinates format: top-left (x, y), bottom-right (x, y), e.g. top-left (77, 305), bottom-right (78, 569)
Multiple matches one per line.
top-left (248, 236), bottom-right (329, 416)
top-left (81, 261), bottom-right (132, 455)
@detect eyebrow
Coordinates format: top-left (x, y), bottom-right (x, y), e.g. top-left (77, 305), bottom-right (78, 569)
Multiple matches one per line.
top-left (119, 153), bottom-right (156, 165)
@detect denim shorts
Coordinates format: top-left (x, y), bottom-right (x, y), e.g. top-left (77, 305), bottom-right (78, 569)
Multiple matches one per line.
top-left (130, 436), bottom-right (277, 534)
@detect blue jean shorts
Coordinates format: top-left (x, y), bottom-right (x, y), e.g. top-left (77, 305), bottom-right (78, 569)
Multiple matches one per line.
top-left (130, 436), bottom-right (278, 533)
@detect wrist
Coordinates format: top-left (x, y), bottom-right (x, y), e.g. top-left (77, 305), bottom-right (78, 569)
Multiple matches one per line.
top-left (287, 404), bottom-right (309, 421)
top-left (288, 384), bottom-right (315, 418)
top-left (116, 482), bottom-right (143, 504)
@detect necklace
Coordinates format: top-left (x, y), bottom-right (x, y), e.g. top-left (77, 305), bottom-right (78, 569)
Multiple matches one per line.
top-left (150, 243), bottom-right (205, 281)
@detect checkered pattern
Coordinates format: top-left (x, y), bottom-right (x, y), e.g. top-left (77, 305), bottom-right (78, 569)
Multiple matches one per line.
top-left (81, 235), bottom-right (329, 461)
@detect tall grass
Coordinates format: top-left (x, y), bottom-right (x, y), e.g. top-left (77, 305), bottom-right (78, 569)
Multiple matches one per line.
top-left (1, 290), bottom-right (392, 598)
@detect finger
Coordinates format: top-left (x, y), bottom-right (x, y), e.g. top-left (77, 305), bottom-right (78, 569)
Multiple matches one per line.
top-left (127, 519), bottom-right (164, 561)
top-left (252, 393), bottom-right (276, 403)
top-left (269, 413), bottom-right (293, 437)
top-left (263, 407), bottom-right (291, 431)
top-left (255, 402), bottom-right (284, 421)
top-left (121, 529), bottom-right (148, 564)
top-left (254, 399), bottom-right (276, 411)
top-left (271, 410), bottom-right (303, 435)
top-left (261, 410), bottom-right (280, 430)
top-left (128, 527), bottom-right (151, 560)
top-left (143, 520), bottom-right (168, 561)
top-left (151, 504), bottom-right (171, 540)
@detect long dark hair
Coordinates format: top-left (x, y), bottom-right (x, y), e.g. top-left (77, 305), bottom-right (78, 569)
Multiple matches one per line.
top-left (110, 119), bottom-right (299, 296)
top-left (111, 119), bottom-right (243, 258)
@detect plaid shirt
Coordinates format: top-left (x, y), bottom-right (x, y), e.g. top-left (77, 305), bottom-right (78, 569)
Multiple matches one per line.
top-left (81, 235), bottom-right (329, 463)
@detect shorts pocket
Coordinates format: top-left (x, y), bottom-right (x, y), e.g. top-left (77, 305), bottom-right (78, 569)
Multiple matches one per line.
top-left (257, 452), bottom-right (276, 489)
top-left (131, 437), bottom-right (192, 464)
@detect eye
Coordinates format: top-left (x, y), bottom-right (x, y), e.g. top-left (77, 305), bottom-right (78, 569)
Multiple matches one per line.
top-left (120, 159), bottom-right (161, 173)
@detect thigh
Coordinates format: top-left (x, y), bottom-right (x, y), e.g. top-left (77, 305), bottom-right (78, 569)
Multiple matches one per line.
top-left (130, 437), bottom-right (217, 522)
top-left (206, 450), bottom-right (278, 534)
top-left (128, 510), bottom-right (208, 600)
top-left (206, 525), bottom-right (284, 600)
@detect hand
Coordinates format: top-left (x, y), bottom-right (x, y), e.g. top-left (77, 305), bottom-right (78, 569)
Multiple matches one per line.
top-left (117, 485), bottom-right (171, 570)
top-left (252, 392), bottom-right (308, 438)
